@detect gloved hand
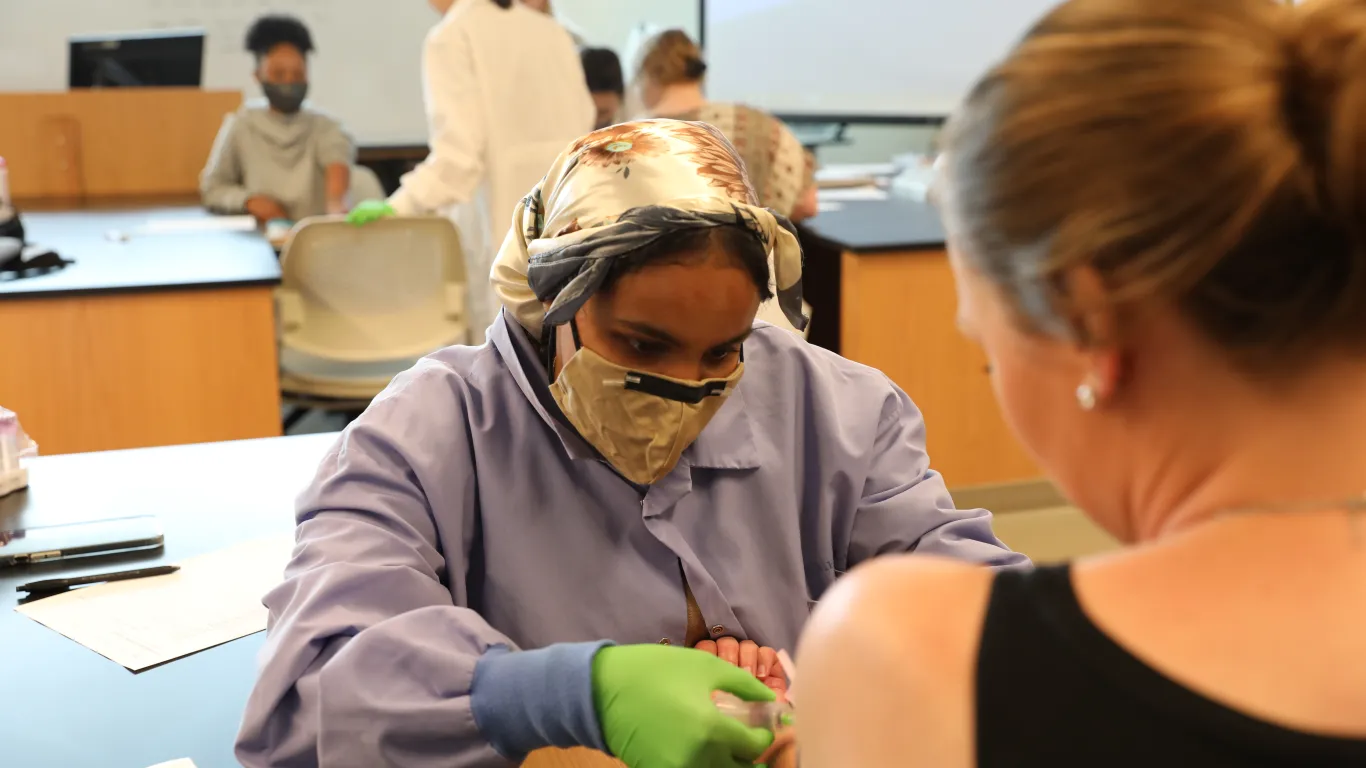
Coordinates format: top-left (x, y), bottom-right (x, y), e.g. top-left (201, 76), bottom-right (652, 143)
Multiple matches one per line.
top-left (346, 199), bottom-right (396, 225)
top-left (593, 644), bottom-right (776, 768)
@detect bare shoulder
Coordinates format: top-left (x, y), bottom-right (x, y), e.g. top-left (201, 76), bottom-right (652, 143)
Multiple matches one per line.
top-left (797, 556), bottom-right (996, 768)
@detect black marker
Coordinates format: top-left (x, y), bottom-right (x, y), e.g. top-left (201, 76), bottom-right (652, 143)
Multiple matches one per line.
top-left (16, 564), bottom-right (180, 594)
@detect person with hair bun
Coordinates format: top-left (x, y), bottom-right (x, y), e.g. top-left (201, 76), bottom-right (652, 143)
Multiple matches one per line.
top-left (798, 0), bottom-right (1366, 765)
top-left (636, 30), bottom-right (818, 224)
top-left (200, 14), bottom-right (354, 224)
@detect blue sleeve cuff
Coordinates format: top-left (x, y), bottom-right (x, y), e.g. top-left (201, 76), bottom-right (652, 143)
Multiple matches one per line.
top-left (470, 640), bottom-right (613, 760)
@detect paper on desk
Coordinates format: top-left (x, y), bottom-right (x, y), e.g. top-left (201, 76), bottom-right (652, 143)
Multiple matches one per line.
top-left (140, 215), bottom-right (257, 234)
top-left (815, 162), bottom-right (898, 181)
top-left (818, 186), bottom-right (890, 202)
top-left (147, 760), bottom-right (198, 768)
top-left (16, 535), bottom-right (294, 671)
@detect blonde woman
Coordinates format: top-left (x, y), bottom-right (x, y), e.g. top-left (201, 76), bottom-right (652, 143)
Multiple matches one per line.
top-left (636, 30), bottom-right (817, 223)
top-left (799, 0), bottom-right (1366, 765)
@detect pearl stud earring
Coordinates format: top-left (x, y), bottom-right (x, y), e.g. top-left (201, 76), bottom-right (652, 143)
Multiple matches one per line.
top-left (1076, 382), bottom-right (1097, 411)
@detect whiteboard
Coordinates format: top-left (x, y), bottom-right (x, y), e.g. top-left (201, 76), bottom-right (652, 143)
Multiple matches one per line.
top-left (703, 0), bottom-right (1060, 117)
top-left (0, 0), bottom-right (698, 146)
top-left (0, 0), bottom-right (436, 145)
top-left (556, 0), bottom-right (699, 67)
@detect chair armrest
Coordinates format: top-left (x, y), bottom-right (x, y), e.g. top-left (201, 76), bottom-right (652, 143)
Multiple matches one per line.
top-left (276, 288), bottom-right (305, 333)
top-left (446, 282), bottom-right (465, 322)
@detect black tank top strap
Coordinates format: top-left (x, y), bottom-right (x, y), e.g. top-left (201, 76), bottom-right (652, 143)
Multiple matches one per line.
top-left (975, 564), bottom-right (1366, 766)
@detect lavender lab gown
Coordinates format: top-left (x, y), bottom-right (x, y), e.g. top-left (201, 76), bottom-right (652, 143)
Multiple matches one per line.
top-left (236, 312), bottom-right (1027, 767)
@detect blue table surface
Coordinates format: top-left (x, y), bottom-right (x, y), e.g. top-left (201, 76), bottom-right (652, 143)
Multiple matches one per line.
top-left (0, 434), bottom-right (336, 768)
top-left (805, 195), bottom-right (946, 252)
top-left (0, 207), bottom-right (280, 299)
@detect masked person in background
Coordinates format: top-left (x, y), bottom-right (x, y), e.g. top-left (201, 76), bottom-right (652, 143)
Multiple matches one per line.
top-left (347, 0), bottom-right (593, 345)
top-left (238, 119), bottom-right (1026, 768)
top-left (201, 15), bottom-right (354, 225)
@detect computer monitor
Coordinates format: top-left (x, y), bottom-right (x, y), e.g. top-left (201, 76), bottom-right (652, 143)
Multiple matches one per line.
top-left (69, 29), bottom-right (205, 89)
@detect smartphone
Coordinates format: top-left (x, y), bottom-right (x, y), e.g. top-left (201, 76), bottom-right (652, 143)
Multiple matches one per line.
top-left (0, 515), bottom-right (163, 567)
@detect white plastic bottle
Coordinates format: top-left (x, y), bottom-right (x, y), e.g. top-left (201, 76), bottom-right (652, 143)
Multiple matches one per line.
top-left (0, 156), bottom-right (12, 221)
top-left (0, 410), bottom-right (16, 474)
top-left (0, 408), bottom-right (30, 497)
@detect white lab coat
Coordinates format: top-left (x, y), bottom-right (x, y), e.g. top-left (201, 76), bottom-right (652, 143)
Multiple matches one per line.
top-left (390, 0), bottom-right (594, 344)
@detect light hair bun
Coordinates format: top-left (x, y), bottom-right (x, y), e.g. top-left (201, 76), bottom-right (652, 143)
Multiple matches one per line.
top-left (1284, 0), bottom-right (1366, 242)
top-left (638, 29), bottom-right (706, 87)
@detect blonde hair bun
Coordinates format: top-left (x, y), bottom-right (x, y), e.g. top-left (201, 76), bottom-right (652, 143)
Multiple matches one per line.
top-left (942, 0), bottom-right (1366, 372)
top-left (638, 29), bottom-right (706, 87)
top-left (1284, 0), bottom-right (1366, 239)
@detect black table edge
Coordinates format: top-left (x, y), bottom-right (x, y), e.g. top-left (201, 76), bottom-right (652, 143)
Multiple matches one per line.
top-left (840, 240), bottom-right (947, 254)
top-left (0, 276), bottom-right (283, 301)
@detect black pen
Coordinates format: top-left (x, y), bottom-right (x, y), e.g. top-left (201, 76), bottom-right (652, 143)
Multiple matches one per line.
top-left (16, 565), bottom-right (181, 594)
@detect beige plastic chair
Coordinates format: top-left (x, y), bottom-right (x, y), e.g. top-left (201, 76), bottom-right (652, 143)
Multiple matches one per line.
top-left (348, 164), bottom-right (385, 203)
top-left (276, 216), bottom-right (467, 424)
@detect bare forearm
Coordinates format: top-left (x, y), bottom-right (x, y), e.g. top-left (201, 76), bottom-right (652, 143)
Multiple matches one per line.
top-left (326, 163), bottom-right (350, 213)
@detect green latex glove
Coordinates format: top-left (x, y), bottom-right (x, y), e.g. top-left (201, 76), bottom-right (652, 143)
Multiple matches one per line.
top-left (347, 199), bottom-right (396, 225)
top-left (593, 645), bottom-right (776, 768)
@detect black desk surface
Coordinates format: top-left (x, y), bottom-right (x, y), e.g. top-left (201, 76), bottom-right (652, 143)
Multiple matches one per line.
top-left (804, 196), bottom-right (947, 253)
top-left (0, 207), bottom-right (282, 299)
top-left (0, 434), bottom-right (336, 768)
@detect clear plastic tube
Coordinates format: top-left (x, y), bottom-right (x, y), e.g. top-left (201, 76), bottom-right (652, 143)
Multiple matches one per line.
top-left (0, 156), bottom-right (10, 209)
top-left (713, 691), bottom-right (795, 730)
top-left (0, 410), bottom-right (17, 473)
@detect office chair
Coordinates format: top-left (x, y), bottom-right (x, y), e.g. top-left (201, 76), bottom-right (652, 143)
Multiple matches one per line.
top-left (348, 164), bottom-right (385, 203)
top-left (276, 215), bottom-right (466, 430)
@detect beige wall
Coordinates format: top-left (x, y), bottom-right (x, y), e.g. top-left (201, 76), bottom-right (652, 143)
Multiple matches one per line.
top-left (953, 480), bottom-right (1120, 563)
top-left (992, 506), bottom-right (1119, 564)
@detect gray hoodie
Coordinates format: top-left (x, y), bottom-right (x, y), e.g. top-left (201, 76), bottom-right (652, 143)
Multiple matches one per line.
top-left (200, 99), bottom-right (356, 221)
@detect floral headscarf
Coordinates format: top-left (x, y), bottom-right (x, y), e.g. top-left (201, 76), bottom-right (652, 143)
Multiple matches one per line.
top-left (490, 119), bottom-right (807, 337)
top-left (666, 103), bottom-right (816, 220)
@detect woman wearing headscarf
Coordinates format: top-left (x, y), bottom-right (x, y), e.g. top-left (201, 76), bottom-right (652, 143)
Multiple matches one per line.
top-left (237, 119), bottom-right (1025, 768)
top-left (636, 30), bottom-right (818, 223)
